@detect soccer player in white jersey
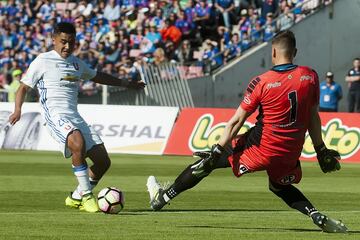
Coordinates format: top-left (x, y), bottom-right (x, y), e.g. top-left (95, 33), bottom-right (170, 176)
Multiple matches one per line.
top-left (8, 22), bottom-right (145, 213)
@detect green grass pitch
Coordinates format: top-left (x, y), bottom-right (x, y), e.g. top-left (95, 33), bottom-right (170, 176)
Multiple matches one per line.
top-left (0, 150), bottom-right (359, 240)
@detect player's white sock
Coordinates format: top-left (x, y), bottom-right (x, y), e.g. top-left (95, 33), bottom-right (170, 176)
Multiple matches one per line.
top-left (72, 163), bottom-right (91, 199)
top-left (72, 177), bottom-right (99, 200)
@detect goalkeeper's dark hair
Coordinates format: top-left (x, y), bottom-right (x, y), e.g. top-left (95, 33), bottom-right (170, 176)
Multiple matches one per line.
top-left (272, 30), bottom-right (297, 59)
top-left (53, 22), bottom-right (76, 36)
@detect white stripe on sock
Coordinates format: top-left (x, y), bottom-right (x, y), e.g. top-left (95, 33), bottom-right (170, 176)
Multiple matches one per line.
top-left (163, 193), bottom-right (170, 203)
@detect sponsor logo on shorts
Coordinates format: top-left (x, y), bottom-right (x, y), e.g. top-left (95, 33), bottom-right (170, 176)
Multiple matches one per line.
top-left (239, 164), bottom-right (249, 174)
top-left (280, 175), bottom-right (296, 184)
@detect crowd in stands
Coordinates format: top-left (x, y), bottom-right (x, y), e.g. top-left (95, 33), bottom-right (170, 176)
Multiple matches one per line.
top-left (0, 0), bottom-right (333, 102)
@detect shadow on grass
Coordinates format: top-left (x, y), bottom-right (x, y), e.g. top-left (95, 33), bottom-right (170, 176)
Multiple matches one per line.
top-left (178, 225), bottom-right (320, 232)
top-left (131, 208), bottom-right (289, 212)
top-left (177, 225), bottom-right (360, 234)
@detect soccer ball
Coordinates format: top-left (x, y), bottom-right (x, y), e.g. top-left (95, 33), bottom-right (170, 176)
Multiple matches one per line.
top-left (97, 187), bottom-right (125, 214)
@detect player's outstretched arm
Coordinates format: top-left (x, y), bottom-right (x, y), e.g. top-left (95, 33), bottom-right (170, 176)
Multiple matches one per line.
top-left (191, 106), bottom-right (251, 176)
top-left (91, 71), bottom-right (146, 89)
top-left (8, 83), bottom-right (29, 125)
top-left (218, 106), bottom-right (251, 147)
top-left (308, 105), bottom-right (341, 173)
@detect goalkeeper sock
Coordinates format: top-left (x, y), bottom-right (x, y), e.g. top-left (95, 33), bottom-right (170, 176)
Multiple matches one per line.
top-left (270, 184), bottom-right (317, 216)
top-left (166, 160), bottom-right (205, 198)
top-left (72, 163), bottom-right (92, 199)
top-left (163, 155), bottom-right (231, 201)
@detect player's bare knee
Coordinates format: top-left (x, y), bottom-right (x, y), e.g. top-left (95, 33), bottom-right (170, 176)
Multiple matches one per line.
top-left (67, 130), bottom-right (85, 156)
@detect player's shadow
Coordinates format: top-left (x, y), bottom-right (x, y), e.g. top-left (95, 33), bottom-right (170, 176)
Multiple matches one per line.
top-left (178, 225), bottom-right (360, 233)
top-left (143, 208), bottom-right (289, 212)
top-left (118, 211), bottom-right (150, 215)
top-left (178, 225), bottom-right (320, 232)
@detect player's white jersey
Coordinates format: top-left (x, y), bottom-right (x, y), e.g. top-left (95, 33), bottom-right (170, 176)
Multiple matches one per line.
top-left (21, 50), bottom-right (97, 116)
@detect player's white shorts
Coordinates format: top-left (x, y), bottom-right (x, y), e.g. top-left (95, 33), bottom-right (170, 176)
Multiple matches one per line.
top-left (45, 114), bottom-right (103, 158)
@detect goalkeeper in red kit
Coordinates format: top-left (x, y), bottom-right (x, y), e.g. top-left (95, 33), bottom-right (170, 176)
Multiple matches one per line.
top-left (146, 30), bottom-right (348, 233)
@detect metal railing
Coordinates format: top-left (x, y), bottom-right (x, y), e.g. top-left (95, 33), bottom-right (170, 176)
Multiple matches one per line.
top-left (142, 62), bottom-right (195, 108)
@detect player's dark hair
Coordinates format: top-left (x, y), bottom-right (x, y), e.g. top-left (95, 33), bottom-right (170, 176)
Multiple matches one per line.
top-left (354, 57), bottom-right (360, 61)
top-left (53, 22), bottom-right (76, 36)
top-left (272, 30), bottom-right (296, 59)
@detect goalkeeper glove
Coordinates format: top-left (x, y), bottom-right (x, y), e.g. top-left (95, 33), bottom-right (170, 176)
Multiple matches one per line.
top-left (314, 143), bottom-right (341, 173)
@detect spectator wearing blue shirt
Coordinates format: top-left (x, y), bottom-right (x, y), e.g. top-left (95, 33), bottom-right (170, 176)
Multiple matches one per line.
top-left (193, 0), bottom-right (212, 40)
top-left (319, 71), bottom-right (342, 112)
top-left (175, 10), bottom-right (192, 39)
top-left (2, 28), bottom-right (17, 49)
top-left (39, 0), bottom-right (55, 22)
top-left (184, 0), bottom-right (196, 26)
top-left (202, 39), bottom-right (223, 70)
top-left (215, 0), bottom-right (235, 29)
top-left (345, 58), bottom-right (360, 112)
top-left (250, 20), bottom-right (263, 43)
top-left (223, 32), bottom-right (241, 62)
top-left (238, 9), bottom-right (251, 36)
top-left (145, 25), bottom-right (162, 48)
top-left (263, 12), bottom-right (276, 41)
top-left (135, 0), bottom-right (149, 8)
top-left (5, 0), bottom-right (19, 18)
top-left (241, 31), bottom-right (251, 51)
top-left (261, 0), bottom-right (279, 20)
top-left (121, 0), bottom-right (136, 14)
top-left (151, 9), bottom-right (165, 30)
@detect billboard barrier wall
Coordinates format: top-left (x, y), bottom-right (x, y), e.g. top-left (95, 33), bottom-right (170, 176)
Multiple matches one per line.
top-left (0, 103), bottom-right (179, 155)
top-left (164, 108), bottom-right (360, 163)
top-left (1, 103), bottom-right (359, 162)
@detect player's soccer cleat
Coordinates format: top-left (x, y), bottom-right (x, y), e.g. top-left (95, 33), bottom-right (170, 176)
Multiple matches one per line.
top-left (146, 176), bottom-right (168, 211)
top-left (65, 192), bottom-right (82, 209)
top-left (312, 213), bottom-right (348, 233)
top-left (79, 192), bottom-right (100, 213)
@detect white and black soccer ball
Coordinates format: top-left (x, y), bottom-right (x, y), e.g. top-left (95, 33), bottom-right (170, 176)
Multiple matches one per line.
top-left (97, 187), bottom-right (124, 214)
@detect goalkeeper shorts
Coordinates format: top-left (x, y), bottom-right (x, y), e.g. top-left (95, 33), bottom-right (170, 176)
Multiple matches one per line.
top-left (227, 134), bottom-right (302, 185)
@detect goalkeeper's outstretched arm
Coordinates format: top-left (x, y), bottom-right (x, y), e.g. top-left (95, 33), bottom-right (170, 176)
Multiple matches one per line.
top-left (218, 106), bottom-right (251, 147)
top-left (308, 105), bottom-right (341, 173)
top-left (308, 104), bottom-right (323, 147)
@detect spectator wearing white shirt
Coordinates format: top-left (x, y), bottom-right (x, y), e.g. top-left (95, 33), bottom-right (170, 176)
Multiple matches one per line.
top-left (104, 0), bottom-right (121, 21)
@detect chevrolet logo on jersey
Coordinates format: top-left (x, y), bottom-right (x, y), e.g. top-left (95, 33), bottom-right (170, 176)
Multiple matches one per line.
top-left (61, 75), bottom-right (80, 82)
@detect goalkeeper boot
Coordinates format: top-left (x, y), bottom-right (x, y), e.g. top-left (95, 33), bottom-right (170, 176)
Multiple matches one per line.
top-left (65, 192), bottom-right (82, 209)
top-left (146, 176), bottom-right (168, 211)
top-left (79, 192), bottom-right (100, 213)
top-left (312, 212), bottom-right (348, 233)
